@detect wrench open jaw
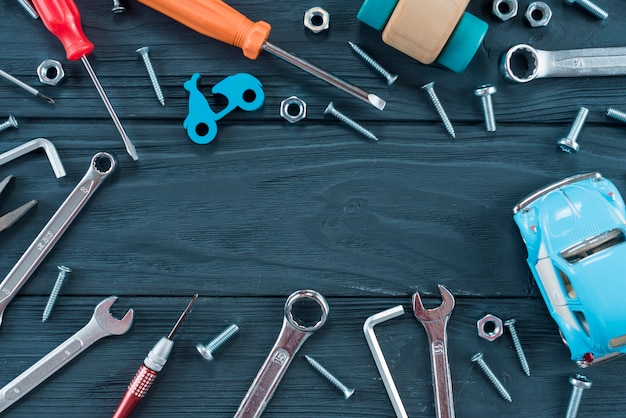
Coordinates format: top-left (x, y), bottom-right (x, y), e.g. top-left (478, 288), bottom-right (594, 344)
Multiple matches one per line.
top-left (412, 284), bottom-right (455, 322)
top-left (92, 296), bottom-right (134, 336)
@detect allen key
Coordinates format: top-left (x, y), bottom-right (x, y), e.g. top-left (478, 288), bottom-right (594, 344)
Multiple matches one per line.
top-left (0, 138), bottom-right (66, 178)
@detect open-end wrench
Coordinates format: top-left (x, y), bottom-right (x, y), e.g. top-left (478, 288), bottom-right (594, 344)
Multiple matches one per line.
top-left (501, 43), bottom-right (626, 83)
top-left (234, 289), bottom-right (329, 418)
top-left (413, 284), bottom-right (456, 418)
top-left (0, 296), bottom-right (133, 413)
top-left (0, 152), bottom-right (116, 327)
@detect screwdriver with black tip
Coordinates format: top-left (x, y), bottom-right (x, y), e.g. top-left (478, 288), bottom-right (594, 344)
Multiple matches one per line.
top-left (30, 0), bottom-right (139, 160)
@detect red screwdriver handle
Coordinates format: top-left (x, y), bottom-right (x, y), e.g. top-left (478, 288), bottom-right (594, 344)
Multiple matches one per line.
top-left (112, 365), bottom-right (158, 418)
top-left (31, 0), bottom-right (94, 60)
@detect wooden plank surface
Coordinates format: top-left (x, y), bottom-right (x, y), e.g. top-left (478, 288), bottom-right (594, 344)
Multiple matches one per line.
top-left (1, 0), bottom-right (626, 416)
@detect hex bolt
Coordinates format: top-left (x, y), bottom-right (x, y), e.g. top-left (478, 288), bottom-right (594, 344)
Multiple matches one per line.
top-left (324, 102), bottom-right (379, 142)
top-left (0, 115), bottom-right (19, 133)
top-left (564, 0), bottom-right (608, 20)
top-left (42, 266), bottom-right (71, 323)
top-left (474, 84), bottom-right (497, 132)
top-left (504, 319), bottom-right (530, 376)
top-left (348, 42), bottom-right (398, 85)
top-left (304, 355), bottom-right (355, 399)
top-left (136, 46), bottom-right (165, 106)
top-left (606, 107), bottom-right (626, 123)
top-left (471, 352), bottom-right (512, 402)
top-left (558, 106), bottom-right (588, 153)
top-left (565, 374), bottom-right (592, 418)
top-left (196, 324), bottom-right (239, 361)
top-left (112, 0), bottom-right (126, 13)
top-left (16, 0), bottom-right (39, 19)
top-left (421, 81), bottom-right (456, 138)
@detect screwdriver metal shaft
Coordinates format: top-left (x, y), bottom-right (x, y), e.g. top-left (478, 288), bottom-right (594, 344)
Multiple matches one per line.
top-left (0, 68), bottom-right (54, 104)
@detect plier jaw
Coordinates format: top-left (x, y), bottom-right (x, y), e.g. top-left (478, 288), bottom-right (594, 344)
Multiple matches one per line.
top-left (0, 176), bottom-right (37, 233)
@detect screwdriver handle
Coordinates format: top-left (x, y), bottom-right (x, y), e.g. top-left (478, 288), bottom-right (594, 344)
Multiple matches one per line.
top-left (112, 365), bottom-right (158, 418)
top-left (137, 0), bottom-right (271, 59)
top-left (31, 0), bottom-right (94, 60)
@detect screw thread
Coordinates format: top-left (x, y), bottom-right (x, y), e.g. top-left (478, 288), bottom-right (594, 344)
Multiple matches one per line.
top-left (481, 96), bottom-right (496, 132)
top-left (567, 107), bottom-right (589, 140)
top-left (422, 83), bottom-right (455, 138)
top-left (325, 103), bottom-right (378, 142)
top-left (606, 107), bottom-right (626, 123)
top-left (42, 266), bottom-right (71, 322)
top-left (0, 116), bottom-right (18, 133)
top-left (16, 0), bottom-right (39, 19)
top-left (565, 388), bottom-right (584, 418)
top-left (304, 355), bottom-right (354, 399)
top-left (205, 324), bottom-right (239, 353)
top-left (348, 42), bottom-right (397, 85)
top-left (473, 355), bottom-right (512, 402)
top-left (505, 321), bottom-right (530, 376)
top-left (137, 48), bottom-right (165, 105)
top-left (572, 0), bottom-right (608, 19)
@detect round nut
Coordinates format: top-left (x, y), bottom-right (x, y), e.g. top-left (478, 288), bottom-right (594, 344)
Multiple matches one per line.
top-left (304, 7), bottom-right (330, 33)
top-left (280, 96), bottom-right (307, 123)
top-left (525, 2), bottom-right (552, 27)
top-left (477, 314), bottom-right (504, 341)
top-left (37, 59), bottom-right (65, 86)
top-left (492, 0), bottom-right (518, 21)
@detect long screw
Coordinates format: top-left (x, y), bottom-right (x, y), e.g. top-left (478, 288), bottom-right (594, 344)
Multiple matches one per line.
top-left (42, 266), bottom-right (71, 322)
top-left (504, 319), bottom-right (530, 376)
top-left (16, 0), bottom-right (39, 19)
top-left (324, 102), bottom-right (379, 142)
top-left (471, 352), bottom-right (512, 402)
top-left (304, 355), bottom-right (355, 399)
top-left (565, 374), bottom-right (592, 418)
top-left (421, 82), bottom-right (456, 138)
top-left (112, 0), bottom-right (126, 13)
top-left (348, 42), bottom-right (398, 86)
top-left (0, 115), bottom-right (18, 133)
top-left (474, 84), bottom-right (497, 132)
top-left (196, 324), bottom-right (239, 361)
top-left (606, 107), bottom-right (626, 123)
top-left (564, 0), bottom-right (608, 20)
top-left (136, 47), bottom-right (165, 106)
top-left (558, 106), bottom-right (588, 153)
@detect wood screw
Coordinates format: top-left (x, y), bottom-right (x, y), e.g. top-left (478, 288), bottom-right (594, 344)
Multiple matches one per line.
top-left (42, 266), bottom-right (71, 322)
top-left (324, 102), bottom-right (379, 142)
top-left (136, 47), bottom-right (165, 106)
top-left (504, 319), bottom-right (530, 376)
top-left (564, 0), bottom-right (608, 20)
top-left (606, 107), bottom-right (626, 123)
top-left (565, 374), bottom-right (592, 418)
top-left (471, 352), bottom-right (512, 402)
top-left (558, 106), bottom-right (588, 153)
top-left (421, 81), bottom-right (456, 138)
top-left (348, 42), bottom-right (398, 85)
top-left (112, 0), bottom-right (126, 13)
top-left (304, 355), bottom-right (355, 399)
top-left (0, 115), bottom-right (18, 133)
top-left (196, 324), bottom-right (239, 361)
top-left (474, 84), bottom-right (497, 132)
top-left (16, 0), bottom-right (39, 19)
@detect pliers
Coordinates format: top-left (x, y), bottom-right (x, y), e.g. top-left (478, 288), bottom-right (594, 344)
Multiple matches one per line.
top-left (0, 175), bottom-right (36, 233)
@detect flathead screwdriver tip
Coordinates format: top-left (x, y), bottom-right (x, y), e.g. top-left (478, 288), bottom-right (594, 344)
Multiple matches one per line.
top-left (37, 92), bottom-right (55, 104)
top-left (368, 94), bottom-right (386, 111)
top-left (167, 293), bottom-right (199, 340)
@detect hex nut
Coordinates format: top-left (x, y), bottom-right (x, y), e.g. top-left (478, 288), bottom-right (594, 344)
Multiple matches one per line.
top-left (280, 96), bottom-right (307, 123)
top-left (37, 59), bottom-right (65, 86)
top-left (477, 314), bottom-right (504, 341)
top-left (492, 0), bottom-right (518, 21)
top-left (304, 7), bottom-right (330, 33)
top-left (525, 2), bottom-right (552, 27)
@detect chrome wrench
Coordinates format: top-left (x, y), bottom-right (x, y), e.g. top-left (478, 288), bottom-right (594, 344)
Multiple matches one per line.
top-left (501, 44), bottom-right (626, 83)
top-left (235, 289), bottom-right (329, 418)
top-left (413, 284), bottom-right (456, 418)
top-left (0, 296), bottom-right (133, 413)
top-left (0, 152), bottom-right (116, 327)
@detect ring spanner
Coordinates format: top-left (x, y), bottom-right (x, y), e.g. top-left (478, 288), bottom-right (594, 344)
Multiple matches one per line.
top-left (234, 289), bottom-right (329, 418)
top-left (0, 296), bottom-right (133, 413)
top-left (0, 152), bottom-right (116, 327)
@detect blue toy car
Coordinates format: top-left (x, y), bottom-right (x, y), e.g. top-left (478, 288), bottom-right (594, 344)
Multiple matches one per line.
top-left (513, 172), bottom-right (626, 367)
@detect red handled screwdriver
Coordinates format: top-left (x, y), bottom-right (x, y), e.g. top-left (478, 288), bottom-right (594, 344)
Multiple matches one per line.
top-left (112, 294), bottom-right (199, 418)
top-left (30, 0), bottom-right (139, 161)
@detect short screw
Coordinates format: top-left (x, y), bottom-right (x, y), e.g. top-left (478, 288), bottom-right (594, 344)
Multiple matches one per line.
top-left (0, 115), bottom-right (19, 133)
top-left (196, 324), bottom-right (239, 361)
top-left (558, 106), bottom-right (588, 153)
top-left (16, 0), bottom-right (39, 19)
top-left (112, 0), bottom-right (126, 13)
top-left (504, 319), bottom-right (530, 376)
top-left (564, 0), bottom-right (608, 20)
top-left (136, 46), bottom-right (165, 106)
top-left (304, 355), bottom-right (355, 399)
top-left (471, 352), bottom-right (512, 402)
top-left (324, 102), bottom-right (379, 142)
top-left (606, 107), bottom-right (626, 123)
top-left (348, 41), bottom-right (398, 85)
top-left (565, 374), bottom-right (592, 418)
top-left (474, 84), bottom-right (497, 132)
top-left (421, 81), bottom-right (456, 138)
top-left (42, 266), bottom-right (71, 322)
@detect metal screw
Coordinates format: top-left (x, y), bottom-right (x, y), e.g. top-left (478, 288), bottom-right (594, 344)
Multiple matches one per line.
top-left (0, 115), bottom-right (19, 133)
top-left (471, 352), bottom-right (512, 402)
top-left (136, 46), bottom-right (165, 106)
top-left (348, 42), bottom-right (398, 85)
top-left (324, 102), bottom-right (379, 142)
top-left (42, 266), bottom-right (71, 322)
top-left (196, 324), bottom-right (239, 361)
top-left (421, 82), bottom-right (456, 138)
top-left (16, 0), bottom-right (39, 19)
top-left (606, 107), bottom-right (626, 123)
top-left (474, 84), bottom-right (497, 132)
top-left (304, 355), bottom-right (355, 399)
top-left (565, 374), bottom-right (592, 418)
top-left (558, 106), bottom-right (588, 153)
top-left (504, 319), bottom-right (530, 376)
top-left (564, 0), bottom-right (608, 20)
top-left (112, 0), bottom-right (126, 13)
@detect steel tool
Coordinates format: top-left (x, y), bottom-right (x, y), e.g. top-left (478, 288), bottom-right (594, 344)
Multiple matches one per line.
top-left (501, 44), bottom-right (626, 83)
top-left (0, 296), bottom-right (133, 413)
top-left (0, 176), bottom-right (37, 233)
top-left (0, 152), bottom-right (116, 327)
top-left (0, 69), bottom-right (54, 104)
top-left (234, 289), bottom-right (329, 418)
top-left (412, 284), bottom-right (456, 418)
top-left (0, 138), bottom-right (66, 178)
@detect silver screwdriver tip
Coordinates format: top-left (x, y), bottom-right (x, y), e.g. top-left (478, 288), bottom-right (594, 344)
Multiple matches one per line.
top-left (125, 143), bottom-right (139, 161)
top-left (368, 94), bottom-right (386, 111)
top-left (37, 92), bottom-right (55, 104)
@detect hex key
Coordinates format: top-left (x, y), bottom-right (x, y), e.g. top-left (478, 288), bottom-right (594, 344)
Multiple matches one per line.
top-left (0, 138), bottom-right (66, 178)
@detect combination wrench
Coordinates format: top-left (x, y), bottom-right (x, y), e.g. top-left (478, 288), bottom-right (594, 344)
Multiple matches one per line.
top-left (234, 289), bottom-right (329, 418)
top-left (0, 152), bottom-right (116, 327)
top-left (0, 296), bottom-right (133, 413)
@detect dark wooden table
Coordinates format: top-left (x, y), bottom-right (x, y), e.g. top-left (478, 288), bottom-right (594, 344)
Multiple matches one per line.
top-left (1, 1), bottom-right (626, 416)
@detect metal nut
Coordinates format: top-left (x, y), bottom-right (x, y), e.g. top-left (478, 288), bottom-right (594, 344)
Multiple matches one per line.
top-left (280, 96), bottom-right (307, 123)
top-left (37, 59), bottom-right (65, 86)
top-left (304, 7), bottom-right (330, 33)
top-left (525, 2), bottom-right (552, 27)
top-left (492, 0), bottom-right (518, 21)
top-left (477, 314), bottom-right (503, 341)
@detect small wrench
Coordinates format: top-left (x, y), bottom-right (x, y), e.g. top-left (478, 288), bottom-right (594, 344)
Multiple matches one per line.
top-left (0, 296), bottom-right (133, 413)
top-left (0, 152), bottom-right (116, 327)
top-left (501, 43), bottom-right (626, 83)
top-left (413, 284), bottom-right (456, 418)
top-left (234, 289), bottom-right (329, 418)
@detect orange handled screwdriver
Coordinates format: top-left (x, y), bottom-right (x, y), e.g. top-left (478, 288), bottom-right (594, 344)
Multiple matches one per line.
top-left (31, 0), bottom-right (139, 160)
top-left (137, 0), bottom-right (386, 110)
